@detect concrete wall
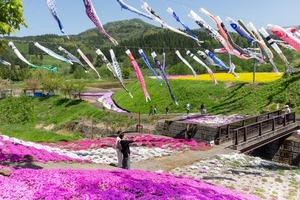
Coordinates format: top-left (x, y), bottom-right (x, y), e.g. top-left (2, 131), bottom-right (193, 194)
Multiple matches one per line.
top-left (155, 120), bottom-right (218, 143)
top-left (251, 133), bottom-right (300, 167)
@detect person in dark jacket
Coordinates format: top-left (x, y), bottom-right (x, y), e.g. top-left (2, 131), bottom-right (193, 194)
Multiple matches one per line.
top-left (120, 133), bottom-right (136, 169)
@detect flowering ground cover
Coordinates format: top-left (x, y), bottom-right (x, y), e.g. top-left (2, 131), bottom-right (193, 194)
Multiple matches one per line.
top-left (0, 165), bottom-right (261, 200)
top-left (185, 114), bottom-right (247, 126)
top-left (169, 153), bottom-right (300, 200)
top-left (0, 135), bottom-right (86, 164)
top-left (167, 73), bottom-right (283, 82)
top-left (43, 134), bottom-right (210, 151)
top-left (0, 133), bottom-right (264, 199)
top-left (1, 134), bottom-right (211, 165)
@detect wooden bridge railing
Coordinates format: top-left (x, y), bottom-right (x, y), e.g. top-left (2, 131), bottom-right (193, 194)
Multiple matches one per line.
top-left (233, 112), bottom-right (296, 145)
top-left (215, 110), bottom-right (284, 144)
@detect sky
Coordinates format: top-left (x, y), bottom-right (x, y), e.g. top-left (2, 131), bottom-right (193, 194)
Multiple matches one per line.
top-left (11, 0), bottom-right (300, 37)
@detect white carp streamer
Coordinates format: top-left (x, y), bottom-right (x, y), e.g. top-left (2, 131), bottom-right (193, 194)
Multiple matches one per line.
top-left (95, 49), bottom-right (133, 98)
top-left (34, 42), bottom-right (73, 65)
top-left (58, 46), bottom-right (88, 72)
top-left (109, 49), bottom-right (123, 83)
top-left (9, 41), bottom-right (57, 72)
top-left (259, 27), bottom-right (294, 75)
top-left (186, 50), bottom-right (218, 86)
top-left (175, 50), bottom-right (197, 77)
top-left (77, 49), bottom-right (101, 79)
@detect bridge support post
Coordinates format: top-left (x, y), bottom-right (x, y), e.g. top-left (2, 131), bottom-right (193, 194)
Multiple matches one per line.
top-left (244, 127), bottom-right (247, 142)
top-left (235, 130), bottom-right (238, 145)
top-left (259, 123), bottom-right (262, 136)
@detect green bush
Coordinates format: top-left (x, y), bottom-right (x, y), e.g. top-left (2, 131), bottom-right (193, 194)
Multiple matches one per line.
top-left (0, 94), bottom-right (37, 125)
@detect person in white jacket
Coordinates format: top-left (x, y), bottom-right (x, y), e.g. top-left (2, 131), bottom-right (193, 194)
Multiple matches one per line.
top-left (285, 105), bottom-right (291, 124)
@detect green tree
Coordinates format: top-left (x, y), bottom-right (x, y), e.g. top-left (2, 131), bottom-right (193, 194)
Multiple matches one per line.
top-left (60, 80), bottom-right (74, 98)
top-left (122, 67), bottom-right (130, 79)
top-left (73, 67), bottom-right (88, 79)
top-left (0, 0), bottom-right (27, 52)
top-left (73, 81), bottom-right (87, 99)
top-left (31, 56), bottom-right (42, 66)
top-left (0, 78), bottom-right (10, 97)
top-left (41, 76), bottom-right (62, 95)
top-left (24, 79), bottom-right (40, 94)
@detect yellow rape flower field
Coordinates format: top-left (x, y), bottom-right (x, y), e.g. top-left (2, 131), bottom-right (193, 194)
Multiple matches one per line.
top-left (169, 72), bottom-right (284, 82)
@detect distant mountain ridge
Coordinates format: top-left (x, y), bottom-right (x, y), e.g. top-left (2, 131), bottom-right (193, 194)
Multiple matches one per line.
top-left (77, 18), bottom-right (165, 47)
top-left (2, 19), bottom-right (163, 46)
top-left (5, 18), bottom-right (299, 44)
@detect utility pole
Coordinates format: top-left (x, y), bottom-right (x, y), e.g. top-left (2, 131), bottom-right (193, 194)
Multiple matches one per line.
top-left (9, 65), bottom-right (12, 96)
top-left (253, 42), bottom-right (257, 84)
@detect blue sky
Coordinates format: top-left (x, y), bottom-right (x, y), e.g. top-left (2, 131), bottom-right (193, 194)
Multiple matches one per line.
top-left (15, 0), bottom-right (300, 37)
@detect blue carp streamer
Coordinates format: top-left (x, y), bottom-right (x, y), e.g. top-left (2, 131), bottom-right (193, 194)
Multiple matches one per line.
top-left (116, 0), bottom-right (153, 20)
top-left (138, 49), bottom-right (162, 86)
top-left (45, 0), bottom-right (67, 37)
top-left (167, 7), bottom-right (198, 40)
top-left (0, 58), bottom-right (11, 67)
top-left (151, 51), bottom-right (178, 106)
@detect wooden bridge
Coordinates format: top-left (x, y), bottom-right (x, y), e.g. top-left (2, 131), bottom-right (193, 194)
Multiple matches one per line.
top-left (215, 110), bottom-right (298, 153)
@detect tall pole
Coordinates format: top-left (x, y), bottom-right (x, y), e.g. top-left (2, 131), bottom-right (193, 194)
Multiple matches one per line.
top-left (253, 42), bottom-right (257, 84)
top-left (9, 65), bottom-right (12, 96)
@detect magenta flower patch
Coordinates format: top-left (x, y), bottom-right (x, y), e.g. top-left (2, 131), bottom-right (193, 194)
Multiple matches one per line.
top-left (0, 167), bottom-right (260, 200)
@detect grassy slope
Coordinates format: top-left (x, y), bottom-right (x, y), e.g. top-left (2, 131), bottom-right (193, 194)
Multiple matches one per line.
top-left (0, 97), bottom-right (138, 142)
top-left (113, 73), bottom-right (300, 115)
top-left (1, 72), bottom-right (299, 142)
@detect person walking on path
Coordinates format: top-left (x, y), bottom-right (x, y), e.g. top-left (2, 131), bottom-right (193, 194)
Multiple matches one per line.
top-left (149, 106), bottom-right (153, 116)
top-left (186, 103), bottom-right (190, 114)
top-left (153, 105), bottom-right (157, 115)
top-left (165, 106), bottom-right (169, 115)
top-left (115, 131), bottom-right (123, 168)
top-left (200, 103), bottom-right (206, 115)
top-left (120, 133), bottom-right (136, 169)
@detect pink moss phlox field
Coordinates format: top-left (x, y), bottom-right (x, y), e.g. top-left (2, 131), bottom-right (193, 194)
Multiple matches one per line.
top-left (41, 134), bottom-right (211, 151)
top-left (0, 136), bottom-right (86, 164)
top-left (0, 167), bottom-right (260, 200)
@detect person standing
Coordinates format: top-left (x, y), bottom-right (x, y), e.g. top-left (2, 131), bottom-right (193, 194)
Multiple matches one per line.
top-left (153, 105), bottom-right (157, 115)
top-left (120, 133), bottom-right (136, 169)
top-left (115, 131), bottom-right (123, 168)
top-left (186, 103), bottom-right (190, 114)
top-left (165, 106), bottom-right (169, 115)
top-left (149, 105), bottom-right (153, 116)
top-left (200, 103), bottom-right (206, 115)
top-left (285, 105), bottom-right (291, 124)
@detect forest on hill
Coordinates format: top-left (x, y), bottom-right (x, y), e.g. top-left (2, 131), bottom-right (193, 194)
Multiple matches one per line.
top-left (0, 18), bottom-right (299, 82)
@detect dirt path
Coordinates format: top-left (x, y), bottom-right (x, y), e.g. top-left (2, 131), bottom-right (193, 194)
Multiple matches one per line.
top-left (130, 144), bottom-right (236, 172)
